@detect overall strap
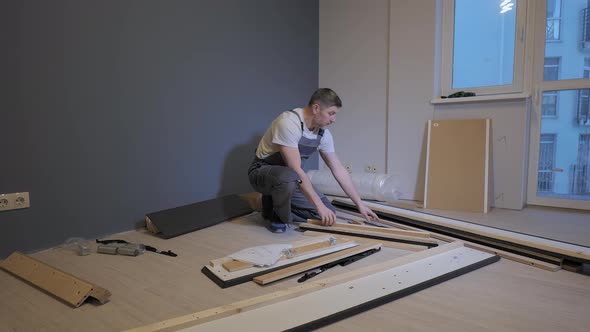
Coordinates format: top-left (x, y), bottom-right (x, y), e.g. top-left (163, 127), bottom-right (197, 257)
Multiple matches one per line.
top-left (288, 109), bottom-right (324, 136)
top-left (287, 109), bottom-right (304, 131)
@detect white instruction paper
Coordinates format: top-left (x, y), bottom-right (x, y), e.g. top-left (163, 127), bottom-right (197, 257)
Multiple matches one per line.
top-left (228, 244), bottom-right (293, 267)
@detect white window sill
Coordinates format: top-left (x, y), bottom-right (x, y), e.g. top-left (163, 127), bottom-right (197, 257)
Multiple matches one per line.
top-left (430, 93), bottom-right (530, 105)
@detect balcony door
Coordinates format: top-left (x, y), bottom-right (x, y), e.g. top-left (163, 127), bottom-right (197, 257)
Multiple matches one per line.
top-left (528, 0), bottom-right (590, 209)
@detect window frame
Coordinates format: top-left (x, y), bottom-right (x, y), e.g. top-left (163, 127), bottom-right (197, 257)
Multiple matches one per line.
top-left (440, 0), bottom-right (528, 97)
top-left (527, 0), bottom-right (590, 210)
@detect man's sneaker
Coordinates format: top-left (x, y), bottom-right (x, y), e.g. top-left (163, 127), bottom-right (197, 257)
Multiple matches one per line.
top-left (268, 221), bottom-right (287, 233)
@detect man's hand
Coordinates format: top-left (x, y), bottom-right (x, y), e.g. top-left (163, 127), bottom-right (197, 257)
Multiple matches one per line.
top-left (317, 204), bottom-right (336, 226)
top-left (358, 204), bottom-right (380, 223)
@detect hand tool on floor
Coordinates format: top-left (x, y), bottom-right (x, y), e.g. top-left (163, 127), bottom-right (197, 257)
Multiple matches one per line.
top-left (297, 247), bottom-right (380, 282)
top-left (96, 239), bottom-right (178, 257)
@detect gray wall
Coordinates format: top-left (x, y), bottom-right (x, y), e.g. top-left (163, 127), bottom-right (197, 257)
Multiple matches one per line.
top-left (0, 0), bottom-right (319, 258)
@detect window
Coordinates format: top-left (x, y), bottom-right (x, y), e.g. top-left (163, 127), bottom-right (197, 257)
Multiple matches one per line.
top-left (440, 0), bottom-right (526, 96)
top-left (577, 59), bottom-right (590, 125)
top-left (543, 57), bottom-right (560, 81)
top-left (572, 134), bottom-right (590, 193)
top-left (537, 134), bottom-right (556, 192)
top-left (528, 1), bottom-right (590, 209)
top-left (545, 0), bottom-right (561, 41)
top-left (542, 91), bottom-right (558, 116)
top-left (542, 57), bottom-right (560, 116)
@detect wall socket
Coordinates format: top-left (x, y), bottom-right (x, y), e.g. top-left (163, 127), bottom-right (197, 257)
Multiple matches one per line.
top-left (365, 165), bottom-right (378, 173)
top-left (344, 163), bottom-right (353, 173)
top-left (0, 192), bottom-right (31, 212)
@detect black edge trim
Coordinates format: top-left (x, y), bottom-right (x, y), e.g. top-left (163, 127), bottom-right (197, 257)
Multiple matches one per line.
top-left (285, 255), bottom-right (501, 332)
top-left (333, 200), bottom-right (582, 265)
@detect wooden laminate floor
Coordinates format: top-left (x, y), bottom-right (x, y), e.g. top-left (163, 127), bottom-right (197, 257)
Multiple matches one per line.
top-left (1, 212), bottom-right (589, 331)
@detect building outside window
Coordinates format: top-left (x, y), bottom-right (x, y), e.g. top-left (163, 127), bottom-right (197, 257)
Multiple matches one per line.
top-left (546, 0), bottom-right (561, 41)
top-left (538, 134), bottom-right (556, 192)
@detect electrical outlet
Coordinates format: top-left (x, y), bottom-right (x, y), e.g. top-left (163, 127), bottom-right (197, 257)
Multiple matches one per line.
top-left (0, 197), bottom-right (9, 209)
top-left (365, 165), bottom-right (378, 173)
top-left (344, 163), bottom-right (353, 173)
top-left (0, 192), bottom-right (30, 212)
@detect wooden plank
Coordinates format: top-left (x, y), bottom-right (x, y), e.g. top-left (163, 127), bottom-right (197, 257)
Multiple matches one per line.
top-left (350, 209), bottom-right (560, 271)
top-left (424, 119), bottom-right (491, 213)
top-left (182, 246), bottom-right (499, 331)
top-left (334, 198), bottom-right (586, 264)
top-left (303, 231), bottom-right (428, 252)
top-left (334, 212), bottom-right (365, 225)
top-left (208, 235), bottom-right (337, 269)
top-left (202, 241), bottom-right (360, 288)
top-left (125, 242), bottom-right (465, 332)
top-left (307, 219), bottom-right (431, 237)
top-left (364, 212), bottom-right (561, 264)
top-left (334, 205), bottom-right (562, 270)
top-left (221, 237), bottom-right (339, 272)
top-left (298, 223), bottom-right (438, 247)
top-left (252, 243), bottom-right (382, 285)
top-left (0, 252), bottom-right (111, 307)
top-left (335, 208), bottom-right (426, 232)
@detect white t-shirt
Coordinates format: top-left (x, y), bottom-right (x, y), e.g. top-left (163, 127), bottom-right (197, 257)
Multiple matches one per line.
top-left (256, 108), bottom-right (335, 159)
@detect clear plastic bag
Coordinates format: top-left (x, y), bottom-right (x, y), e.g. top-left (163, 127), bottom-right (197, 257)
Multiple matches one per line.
top-left (307, 170), bottom-right (401, 202)
top-left (63, 237), bottom-right (91, 256)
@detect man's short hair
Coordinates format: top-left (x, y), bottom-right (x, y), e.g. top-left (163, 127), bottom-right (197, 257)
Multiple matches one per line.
top-left (307, 88), bottom-right (342, 109)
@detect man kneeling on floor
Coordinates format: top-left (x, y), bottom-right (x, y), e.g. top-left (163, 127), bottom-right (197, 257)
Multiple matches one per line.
top-left (247, 88), bottom-right (379, 233)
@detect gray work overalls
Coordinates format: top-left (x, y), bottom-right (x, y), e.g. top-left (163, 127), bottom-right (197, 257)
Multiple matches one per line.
top-left (248, 110), bottom-right (335, 224)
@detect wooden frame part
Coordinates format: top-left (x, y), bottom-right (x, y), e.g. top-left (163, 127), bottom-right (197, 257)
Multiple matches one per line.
top-left (333, 198), bottom-right (589, 264)
top-left (298, 222), bottom-right (438, 248)
top-left (0, 252), bottom-right (111, 307)
top-left (253, 243), bottom-right (382, 285)
top-left (221, 236), bottom-right (339, 272)
top-left (303, 231), bottom-right (428, 252)
top-left (306, 219), bottom-right (431, 237)
top-left (125, 242), bottom-right (466, 332)
top-left (335, 207), bottom-right (561, 271)
top-left (127, 242), bottom-right (499, 332)
top-left (202, 239), bottom-right (359, 288)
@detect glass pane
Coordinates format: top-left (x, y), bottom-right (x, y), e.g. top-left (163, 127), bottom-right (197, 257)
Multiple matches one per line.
top-left (452, 0), bottom-right (516, 89)
top-left (537, 89), bottom-right (590, 201)
top-left (542, 91), bottom-right (558, 116)
top-left (543, 57), bottom-right (560, 80)
top-left (545, 0), bottom-right (588, 81)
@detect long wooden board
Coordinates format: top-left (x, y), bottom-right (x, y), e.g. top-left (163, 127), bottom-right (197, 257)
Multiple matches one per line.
top-left (181, 246), bottom-right (499, 331)
top-left (125, 242), bottom-right (466, 332)
top-left (306, 219), bottom-right (430, 237)
top-left (303, 231), bottom-right (428, 251)
top-left (298, 223), bottom-right (438, 247)
top-left (253, 243), bottom-right (382, 285)
top-left (333, 198), bottom-right (590, 263)
top-left (335, 206), bottom-right (561, 271)
top-left (0, 252), bottom-right (111, 307)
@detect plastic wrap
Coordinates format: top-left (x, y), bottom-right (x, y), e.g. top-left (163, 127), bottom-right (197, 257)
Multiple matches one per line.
top-left (63, 237), bottom-right (90, 256)
top-left (307, 170), bottom-right (401, 202)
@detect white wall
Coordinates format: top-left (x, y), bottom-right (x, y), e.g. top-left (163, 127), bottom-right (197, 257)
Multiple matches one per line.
top-left (319, 0), bottom-right (390, 174)
top-left (320, 0), bottom-right (530, 209)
